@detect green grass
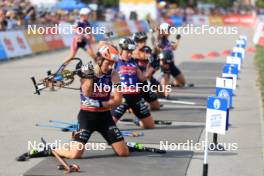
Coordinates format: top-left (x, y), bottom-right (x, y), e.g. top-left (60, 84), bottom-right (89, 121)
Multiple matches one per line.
top-left (255, 46), bottom-right (264, 106)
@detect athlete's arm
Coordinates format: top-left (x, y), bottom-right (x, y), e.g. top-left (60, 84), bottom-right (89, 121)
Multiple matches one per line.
top-left (171, 35), bottom-right (181, 50)
top-left (136, 67), bottom-right (146, 82)
top-left (171, 40), bottom-right (179, 50)
top-left (101, 71), bottom-right (122, 108)
top-left (80, 78), bottom-right (93, 97)
top-left (145, 66), bottom-right (155, 79)
top-left (153, 41), bottom-right (161, 53)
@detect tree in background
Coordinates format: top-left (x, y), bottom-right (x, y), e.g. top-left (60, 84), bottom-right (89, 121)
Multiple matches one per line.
top-left (256, 0), bottom-right (264, 8)
top-left (167, 0), bottom-right (234, 8)
top-left (81, 0), bottom-right (118, 7)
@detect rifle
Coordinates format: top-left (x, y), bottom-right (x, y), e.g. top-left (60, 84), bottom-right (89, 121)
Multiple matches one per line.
top-left (31, 58), bottom-right (83, 95)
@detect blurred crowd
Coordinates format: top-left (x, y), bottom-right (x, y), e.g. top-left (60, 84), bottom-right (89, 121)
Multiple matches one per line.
top-left (157, 1), bottom-right (256, 23)
top-left (0, 0), bottom-right (127, 31)
top-left (0, 0), bottom-right (78, 31)
top-left (0, 0), bottom-right (259, 31)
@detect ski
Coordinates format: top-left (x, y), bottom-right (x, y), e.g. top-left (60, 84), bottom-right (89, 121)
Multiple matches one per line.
top-left (127, 142), bottom-right (166, 154)
top-left (120, 118), bottom-right (172, 125)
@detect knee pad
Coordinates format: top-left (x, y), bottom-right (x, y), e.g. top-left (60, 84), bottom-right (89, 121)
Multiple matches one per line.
top-left (73, 129), bottom-right (91, 144)
top-left (148, 91), bottom-right (158, 100)
top-left (112, 103), bottom-right (129, 120)
top-left (136, 99), bottom-right (150, 118)
top-left (107, 126), bottom-right (124, 144)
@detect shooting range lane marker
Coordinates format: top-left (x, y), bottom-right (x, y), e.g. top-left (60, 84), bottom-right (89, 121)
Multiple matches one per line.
top-left (158, 98), bottom-right (197, 105)
top-left (160, 104), bottom-right (206, 109)
top-left (118, 118), bottom-right (205, 126)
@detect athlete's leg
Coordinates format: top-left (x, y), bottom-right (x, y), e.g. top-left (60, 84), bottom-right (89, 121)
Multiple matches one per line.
top-left (150, 76), bottom-right (160, 86)
top-left (111, 140), bottom-right (130, 156)
top-left (173, 73), bottom-right (186, 87)
top-left (141, 80), bottom-right (160, 110)
top-left (98, 111), bottom-right (129, 156)
top-left (170, 63), bottom-right (186, 86)
top-left (64, 37), bottom-right (78, 64)
top-left (125, 94), bottom-right (154, 129)
top-left (149, 100), bottom-right (160, 110)
top-left (54, 141), bottom-right (85, 159)
top-left (139, 116), bottom-right (155, 129)
top-left (55, 110), bottom-right (94, 159)
top-left (111, 103), bottom-right (129, 123)
top-left (159, 73), bottom-right (170, 97)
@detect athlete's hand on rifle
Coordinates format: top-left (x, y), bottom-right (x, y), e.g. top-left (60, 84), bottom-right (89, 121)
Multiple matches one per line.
top-left (81, 97), bottom-right (102, 108)
top-left (80, 62), bottom-right (94, 79)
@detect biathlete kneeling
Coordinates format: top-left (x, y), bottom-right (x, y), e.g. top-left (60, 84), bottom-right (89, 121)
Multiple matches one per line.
top-left (132, 32), bottom-right (160, 110)
top-left (111, 38), bottom-right (155, 129)
top-left (55, 44), bottom-right (129, 159)
top-left (155, 22), bottom-right (186, 89)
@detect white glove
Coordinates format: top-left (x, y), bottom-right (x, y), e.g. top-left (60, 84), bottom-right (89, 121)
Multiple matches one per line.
top-left (82, 97), bottom-right (102, 108)
top-left (80, 62), bottom-right (94, 79)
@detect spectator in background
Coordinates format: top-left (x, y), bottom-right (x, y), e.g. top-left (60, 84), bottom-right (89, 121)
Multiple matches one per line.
top-left (129, 11), bottom-right (138, 20)
top-left (0, 10), bottom-right (8, 31)
top-left (117, 11), bottom-right (125, 20)
top-left (105, 9), bottom-right (114, 22)
top-left (22, 0), bottom-right (36, 25)
top-left (6, 10), bottom-right (17, 29)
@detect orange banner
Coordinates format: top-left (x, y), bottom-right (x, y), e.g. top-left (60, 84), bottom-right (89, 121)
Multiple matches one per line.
top-left (112, 20), bottom-right (131, 37)
top-left (208, 16), bottom-right (224, 25)
top-left (23, 30), bottom-right (49, 53)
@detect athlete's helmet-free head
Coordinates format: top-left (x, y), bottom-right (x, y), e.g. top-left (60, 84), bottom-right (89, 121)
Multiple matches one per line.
top-left (118, 37), bottom-right (136, 51)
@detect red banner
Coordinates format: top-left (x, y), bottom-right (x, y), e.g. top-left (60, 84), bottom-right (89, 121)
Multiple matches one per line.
top-left (42, 28), bottom-right (65, 50)
top-left (223, 15), bottom-right (257, 27)
top-left (239, 16), bottom-right (257, 27)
